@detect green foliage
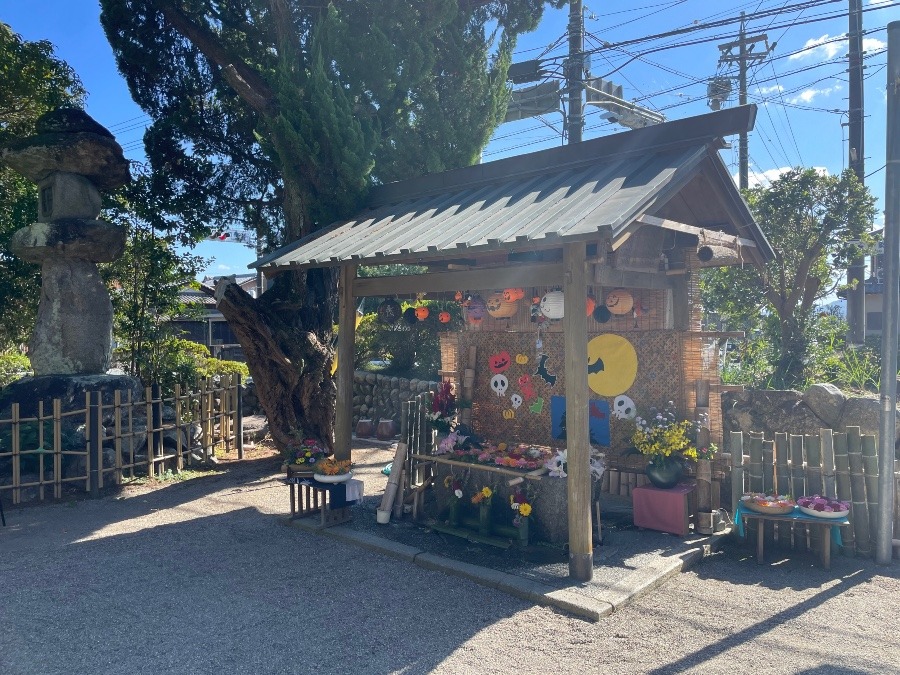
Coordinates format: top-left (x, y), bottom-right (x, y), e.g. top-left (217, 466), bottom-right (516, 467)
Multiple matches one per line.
top-left (0, 25), bottom-right (86, 350)
top-left (203, 358), bottom-right (249, 384)
top-left (702, 168), bottom-right (877, 388)
top-left (0, 351), bottom-right (30, 387)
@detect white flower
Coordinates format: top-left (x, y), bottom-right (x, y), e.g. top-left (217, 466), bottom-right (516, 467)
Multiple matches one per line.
top-left (454, 489), bottom-right (463, 499)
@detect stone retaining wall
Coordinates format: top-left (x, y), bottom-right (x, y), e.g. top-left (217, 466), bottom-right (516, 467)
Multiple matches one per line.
top-left (352, 371), bottom-right (440, 426)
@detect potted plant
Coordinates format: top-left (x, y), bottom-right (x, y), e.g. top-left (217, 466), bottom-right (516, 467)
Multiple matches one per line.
top-left (627, 402), bottom-right (698, 489)
top-left (426, 380), bottom-right (457, 446)
top-left (285, 436), bottom-right (328, 476)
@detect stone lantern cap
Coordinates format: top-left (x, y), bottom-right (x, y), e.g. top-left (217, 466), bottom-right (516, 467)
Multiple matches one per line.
top-left (0, 108), bottom-right (130, 190)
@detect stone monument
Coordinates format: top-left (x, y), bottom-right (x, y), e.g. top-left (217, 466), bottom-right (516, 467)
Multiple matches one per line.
top-left (1, 107), bottom-right (129, 375)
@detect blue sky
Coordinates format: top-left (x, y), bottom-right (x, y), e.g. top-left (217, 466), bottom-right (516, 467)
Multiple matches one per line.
top-left (2, 0), bottom-right (896, 279)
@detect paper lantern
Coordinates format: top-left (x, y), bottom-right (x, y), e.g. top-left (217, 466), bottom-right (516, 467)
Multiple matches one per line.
top-left (539, 291), bottom-right (565, 320)
top-left (415, 306), bottom-right (429, 321)
top-left (403, 307), bottom-right (418, 325)
top-left (466, 295), bottom-right (487, 323)
top-left (605, 288), bottom-right (634, 315)
top-left (438, 311), bottom-right (451, 324)
top-left (486, 292), bottom-right (519, 319)
top-left (503, 287), bottom-right (525, 302)
top-left (377, 299), bottom-right (402, 324)
top-left (454, 290), bottom-right (464, 302)
top-left (586, 296), bottom-right (596, 317)
top-left (592, 305), bottom-right (612, 323)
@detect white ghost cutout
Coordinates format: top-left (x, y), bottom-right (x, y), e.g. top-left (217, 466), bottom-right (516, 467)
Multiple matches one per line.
top-left (613, 394), bottom-right (636, 420)
top-left (490, 373), bottom-right (509, 397)
top-left (510, 393), bottom-right (523, 409)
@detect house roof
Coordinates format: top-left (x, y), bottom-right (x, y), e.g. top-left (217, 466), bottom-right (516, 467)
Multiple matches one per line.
top-left (253, 105), bottom-right (772, 273)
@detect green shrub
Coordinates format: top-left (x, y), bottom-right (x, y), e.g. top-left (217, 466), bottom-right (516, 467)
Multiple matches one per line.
top-left (0, 352), bottom-right (31, 387)
top-left (204, 358), bottom-right (249, 383)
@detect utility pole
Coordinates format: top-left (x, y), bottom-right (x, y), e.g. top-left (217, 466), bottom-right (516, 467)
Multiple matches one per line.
top-left (566, 0), bottom-right (584, 144)
top-left (876, 20), bottom-right (899, 566)
top-left (717, 12), bottom-right (772, 189)
top-left (847, 0), bottom-right (867, 344)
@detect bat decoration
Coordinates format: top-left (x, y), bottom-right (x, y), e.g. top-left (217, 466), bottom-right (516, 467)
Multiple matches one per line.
top-left (534, 353), bottom-right (557, 386)
top-left (587, 354), bottom-right (605, 375)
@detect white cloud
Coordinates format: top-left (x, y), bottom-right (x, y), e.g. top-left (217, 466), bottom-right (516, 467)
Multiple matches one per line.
top-left (217, 264), bottom-right (232, 270)
top-left (786, 86), bottom-right (838, 104)
top-left (734, 166), bottom-right (829, 189)
top-left (868, 0), bottom-right (895, 6)
top-left (757, 84), bottom-right (784, 96)
top-left (789, 34), bottom-right (845, 61)
top-left (862, 37), bottom-right (886, 53)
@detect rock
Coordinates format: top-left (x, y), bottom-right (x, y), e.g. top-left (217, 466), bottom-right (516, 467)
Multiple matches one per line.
top-left (365, 373), bottom-right (377, 384)
top-left (802, 383), bottom-right (846, 428)
top-left (35, 107), bottom-right (114, 137)
top-left (11, 219), bottom-right (126, 263)
top-left (28, 258), bottom-right (114, 375)
top-left (0, 374), bottom-right (142, 418)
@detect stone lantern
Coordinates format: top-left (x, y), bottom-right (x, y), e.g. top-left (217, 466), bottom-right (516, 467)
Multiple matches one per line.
top-left (0, 108), bottom-right (130, 375)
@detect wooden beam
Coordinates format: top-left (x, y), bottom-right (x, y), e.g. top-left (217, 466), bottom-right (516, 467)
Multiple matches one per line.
top-left (593, 265), bottom-right (674, 290)
top-left (334, 264), bottom-right (357, 461)
top-left (353, 262), bottom-right (565, 297)
top-left (636, 214), bottom-right (757, 248)
top-left (563, 242), bottom-right (593, 582)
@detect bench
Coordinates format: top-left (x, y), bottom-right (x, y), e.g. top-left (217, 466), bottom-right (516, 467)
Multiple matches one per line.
top-left (286, 476), bottom-right (362, 528)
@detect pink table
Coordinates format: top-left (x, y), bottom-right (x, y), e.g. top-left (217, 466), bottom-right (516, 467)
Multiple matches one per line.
top-left (632, 482), bottom-right (696, 536)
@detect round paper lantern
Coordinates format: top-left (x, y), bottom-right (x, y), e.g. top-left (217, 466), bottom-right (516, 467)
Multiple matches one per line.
top-left (415, 306), bottom-right (429, 321)
top-left (454, 290), bottom-right (464, 303)
top-left (377, 298), bottom-right (402, 324)
top-left (438, 311), bottom-right (451, 324)
top-left (605, 288), bottom-right (634, 315)
top-left (486, 292), bottom-right (519, 319)
top-left (592, 304), bottom-right (612, 323)
top-left (402, 307), bottom-right (418, 325)
top-left (586, 296), bottom-right (596, 317)
top-left (467, 295), bottom-right (487, 323)
top-left (539, 291), bottom-right (565, 320)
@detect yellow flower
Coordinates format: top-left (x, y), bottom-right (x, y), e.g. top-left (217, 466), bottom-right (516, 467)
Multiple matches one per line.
top-left (481, 487), bottom-right (492, 499)
top-left (519, 503), bottom-right (532, 517)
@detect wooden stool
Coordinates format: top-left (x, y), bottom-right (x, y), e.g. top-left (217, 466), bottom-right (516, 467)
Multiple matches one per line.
top-left (286, 477), bottom-right (354, 528)
top-left (632, 482), bottom-right (696, 536)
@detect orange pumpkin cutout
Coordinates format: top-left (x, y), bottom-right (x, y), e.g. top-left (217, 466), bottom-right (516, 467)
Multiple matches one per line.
top-left (503, 287), bottom-right (525, 302)
top-left (438, 311), bottom-right (451, 323)
top-left (454, 290), bottom-right (463, 302)
top-left (415, 306), bottom-right (429, 320)
top-left (586, 296), bottom-right (596, 316)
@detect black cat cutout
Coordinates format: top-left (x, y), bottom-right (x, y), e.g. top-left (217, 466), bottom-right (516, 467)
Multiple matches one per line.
top-left (534, 353), bottom-right (557, 386)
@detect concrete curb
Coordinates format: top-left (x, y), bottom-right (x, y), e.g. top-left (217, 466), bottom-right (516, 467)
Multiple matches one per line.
top-left (287, 516), bottom-right (730, 622)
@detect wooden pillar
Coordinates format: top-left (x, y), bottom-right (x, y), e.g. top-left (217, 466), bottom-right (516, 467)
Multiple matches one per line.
top-left (334, 264), bottom-right (357, 461)
top-left (563, 242), bottom-right (592, 581)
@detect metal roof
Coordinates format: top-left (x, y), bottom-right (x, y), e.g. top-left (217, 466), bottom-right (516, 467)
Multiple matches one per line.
top-left (254, 106), bottom-right (771, 272)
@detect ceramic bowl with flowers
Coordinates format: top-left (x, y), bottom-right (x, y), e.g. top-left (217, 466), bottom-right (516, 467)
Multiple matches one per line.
top-left (741, 492), bottom-right (796, 515)
top-left (313, 458), bottom-right (353, 483)
top-left (797, 495), bottom-right (850, 519)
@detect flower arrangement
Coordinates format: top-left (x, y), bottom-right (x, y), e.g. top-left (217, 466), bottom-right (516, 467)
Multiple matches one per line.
top-left (797, 495), bottom-right (850, 514)
top-left (443, 473), bottom-right (464, 500)
top-left (287, 435), bottom-right (328, 468)
top-left (509, 486), bottom-right (534, 527)
top-left (426, 380), bottom-right (457, 433)
top-left (741, 492), bottom-right (796, 514)
top-left (629, 402), bottom-right (698, 466)
top-left (471, 486), bottom-right (493, 505)
top-left (314, 458), bottom-right (353, 476)
top-left (695, 442), bottom-right (719, 461)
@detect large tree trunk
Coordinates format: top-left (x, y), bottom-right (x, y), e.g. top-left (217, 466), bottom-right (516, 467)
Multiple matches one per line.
top-left (213, 268), bottom-right (337, 452)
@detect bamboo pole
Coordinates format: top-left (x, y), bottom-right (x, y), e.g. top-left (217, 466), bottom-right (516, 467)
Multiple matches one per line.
top-left (762, 439), bottom-right (774, 495)
top-left (11, 403), bottom-right (20, 504)
top-left (861, 433), bottom-right (880, 541)
top-left (748, 432), bottom-right (764, 493)
top-left (53, 398), bottom-right (62, 500)
top-left (729, 431), bottom-right (744, 517)
top-left (37, 401), bottom-right (45, 502)
top-left (774, 432), bottom-right (790, 497)
top-left (789, 434), bottom-right (807, 552)
top-left (608, 469), bottom-right (620, 495)
top-left (821, 428), bottom-right (836, 498)
top-left (847, 427), bottom-right (872, 556)
top-left (806, 433), bottom-right (825, 556)
top-left (833, 432), bottom-right (856, 555)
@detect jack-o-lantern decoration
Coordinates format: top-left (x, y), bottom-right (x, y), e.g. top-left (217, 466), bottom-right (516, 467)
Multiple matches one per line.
top-left (415, 306), bottom-right (429, 321)
top-left (454, 290), bottom-right (464, 303)
top-left (489, 350), bottom-right (512, 374)
top-left (438, 311), bottom-right (451, 324)
top-left (402, 307), bottom-right (418, 325)
top-left (486, 292), bottom-right (519, 319)
top-left (515, 353), bottom-right (529, 365)
top-left (539, 290), bottom-right (565, 320)
top-left (605, 288), bottom-right (634, 315)
top-left (377, 298), bottom-right (402, 324)
top-left (466, 295), bottom-right (487, 324)
top-left (586, 295), bottom-right (596, 317)
top-left (503, 287), bottom-right (525, 302)
top-left (502, 409), bottom-right (515, 420)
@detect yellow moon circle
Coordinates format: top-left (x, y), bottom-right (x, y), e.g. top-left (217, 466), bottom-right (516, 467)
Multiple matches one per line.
top-left (587, 334), bottom-right (638, 396)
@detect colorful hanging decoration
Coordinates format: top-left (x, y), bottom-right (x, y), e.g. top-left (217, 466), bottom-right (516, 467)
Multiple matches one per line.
top-left (612, 394), bottom-right (637, 420)
top-left (534, 353), bottom-right (557, 386)
top-left (515, 353), bottom-right (529, 365)
top-left (585, 295), bottom-right (597, 317)
top-left (539, 291), bottom-right (565, 320)
top-left (466, 295), bottom-right (487, 324)
top-left (415, 306), bottom-right (429, 321)
top-left (605, 288), bottom-right (634, 315)
top-left (489, 350), bottom-right (512, 374)
top-left (510, 393), bottom-right (523, 409)
top-left (377, 298), bottom-right (402, 324)
top-left (503, 287), bottom-right (526, 302)
top-left (529, 397), bottom-right (544, 414)
top-left (518, 374), bottom-right (537, 401)
top-left (402, 307), bottom-right (418, 325)
top-left (592, 304), bottom-right (612, 324)
top-left (502, 409), bottom-right (515, 420)
top-left (454, 290), bottom-right (464, 303)
top-left (438, 311), bottom-right (451, 324)
top-left (587, 334), bottom-right (638, 396)
top-left (486, 292), bottom-right (519, 319)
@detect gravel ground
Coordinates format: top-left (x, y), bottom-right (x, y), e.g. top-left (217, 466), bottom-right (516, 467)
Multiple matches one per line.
top-left (1, 441), bottom-right (898, 675)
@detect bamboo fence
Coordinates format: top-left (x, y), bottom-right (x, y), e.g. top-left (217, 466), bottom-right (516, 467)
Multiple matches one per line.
top-left (728, 427), bottom-right (899, 559)
top-left (0, 375), bottom-right (243, 505)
